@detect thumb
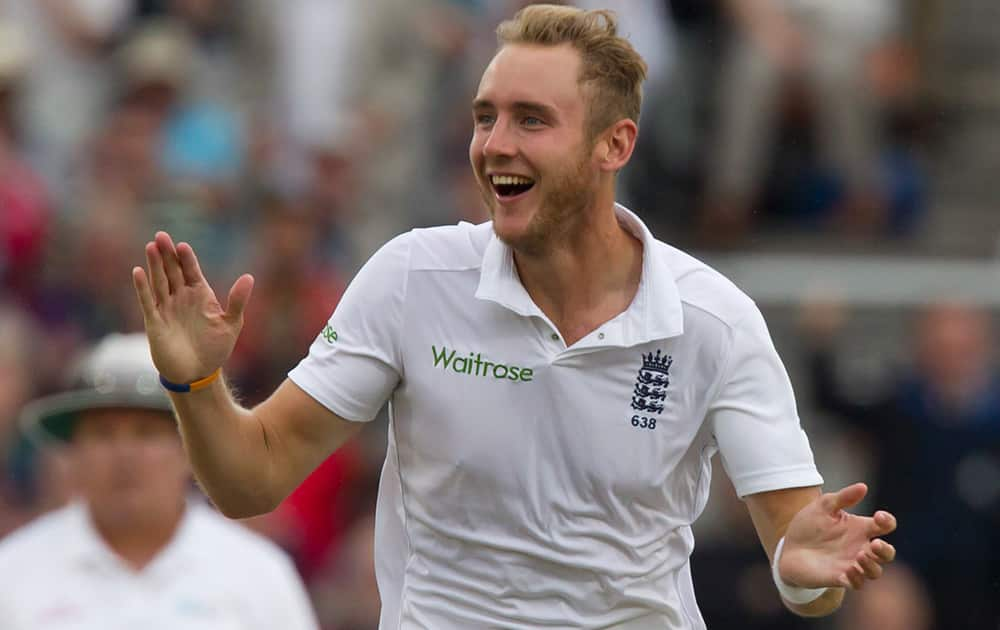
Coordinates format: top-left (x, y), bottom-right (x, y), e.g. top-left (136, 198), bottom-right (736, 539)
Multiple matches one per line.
top-left (223, 274), bottom-right (254, 325)
top-left (822, 482), bottom-right (868, 513)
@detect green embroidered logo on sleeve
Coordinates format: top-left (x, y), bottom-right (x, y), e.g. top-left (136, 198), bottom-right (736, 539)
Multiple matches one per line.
top-left (321, 325), bottom-right (338, 344)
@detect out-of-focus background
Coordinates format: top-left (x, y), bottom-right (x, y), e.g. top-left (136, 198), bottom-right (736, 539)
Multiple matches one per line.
top-left (0, 0), bottom-right (997, 628)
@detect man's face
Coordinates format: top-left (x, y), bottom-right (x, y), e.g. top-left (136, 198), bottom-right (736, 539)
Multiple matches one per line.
top-left (917, 304), bottom-right (993, 388)
top-left (71, 408), bottom-right (189, 529)
top-left (470, 44), bottom-right (602, 254)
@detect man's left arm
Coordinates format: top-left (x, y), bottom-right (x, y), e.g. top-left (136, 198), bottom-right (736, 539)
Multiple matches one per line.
top-left (709, 303), bottom-right (896, 616)
top-left (745, 483), bottom-right (897, 616)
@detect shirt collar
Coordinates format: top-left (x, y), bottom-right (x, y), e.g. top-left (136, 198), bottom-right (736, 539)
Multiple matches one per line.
top-left (475, 203), bottom-right (684, 346)
top-left (67, 497), bottom-right (201, 576)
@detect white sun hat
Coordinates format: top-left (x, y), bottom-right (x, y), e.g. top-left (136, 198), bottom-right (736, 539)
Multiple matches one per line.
top-left (19, 333), bottom-right (173, 443)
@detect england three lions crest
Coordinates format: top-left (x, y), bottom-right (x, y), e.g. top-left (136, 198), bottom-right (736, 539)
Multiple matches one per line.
top-left (631, 350), bottom-right (672, 414)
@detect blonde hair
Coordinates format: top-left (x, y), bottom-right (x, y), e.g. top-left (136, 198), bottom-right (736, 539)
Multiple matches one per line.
top-left (496, 4), bottom-right (648, 140)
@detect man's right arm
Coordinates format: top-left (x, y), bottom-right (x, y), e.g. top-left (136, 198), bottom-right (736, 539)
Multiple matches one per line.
top-left (167, 376), bottom-right (362, 519)
top-left (134, 230), bottom-right (406, 518)
top-left (133, 231), bottom-right (372, 519)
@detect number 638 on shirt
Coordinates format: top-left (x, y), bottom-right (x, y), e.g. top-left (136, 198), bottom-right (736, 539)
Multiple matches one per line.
top-left (631, 415), bottom-right (657, 430)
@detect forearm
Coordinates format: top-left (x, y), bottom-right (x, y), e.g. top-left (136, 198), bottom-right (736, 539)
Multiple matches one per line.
top-left (168, 375), bottom-right (281, 518)
top-left (749, 487), bottom-right (845, 617)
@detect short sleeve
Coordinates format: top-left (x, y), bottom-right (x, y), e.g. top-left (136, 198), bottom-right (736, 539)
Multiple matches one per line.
top-left (288, 233), bottom-right (410, 422)
top-left (709, 306), bottom-right (824, 498)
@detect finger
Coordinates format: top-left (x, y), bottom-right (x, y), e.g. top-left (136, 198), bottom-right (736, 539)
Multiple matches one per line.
top-left (857, 552), bottom-right (883, 580)
top-left (155, 231), bottom-right (185, 293)
top-left (846, 562), bottom-right (866, 590)
top-left (132, 266), bottom-right (160, 324)
top-left (822, 482), bottom-right (868, 513)
top-left (145, 241), bottom-right (169, 305)
top-left (870, 538), bottom-right (896, 563)
top-left (176, 242), bottom-right (206, 286)
top-left (868, 510), bottom-right (897, 536)
top-left (223, 274), bottom-right (254, 325)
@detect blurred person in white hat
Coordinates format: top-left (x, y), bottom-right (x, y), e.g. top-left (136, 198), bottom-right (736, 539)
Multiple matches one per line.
top-left (0, 333), bottom-right (319, 630)
top-left (118, 18), bottom-right (194, 113)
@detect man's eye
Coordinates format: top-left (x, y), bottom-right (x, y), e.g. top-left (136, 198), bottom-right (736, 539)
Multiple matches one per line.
top-left (523, 117), bottom-right (544, 127)
top-left (475, 114), bottom-right (495, 126)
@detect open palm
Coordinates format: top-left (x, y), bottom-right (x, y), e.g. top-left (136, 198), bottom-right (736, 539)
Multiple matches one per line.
top-left (132, 231), bottom-right (254, 384)
top-left (779, 483), bottom-right (897, 590)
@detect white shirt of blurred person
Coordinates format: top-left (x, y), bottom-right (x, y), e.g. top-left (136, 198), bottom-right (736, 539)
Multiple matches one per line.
top-left (134, 6), bottom-right (898, 630)
top-left (0, 334), bottom-right (319, 630)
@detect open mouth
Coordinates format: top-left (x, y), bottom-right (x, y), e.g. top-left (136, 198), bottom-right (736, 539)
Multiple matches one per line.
top-left (490, 174), bottom-right (536, 199)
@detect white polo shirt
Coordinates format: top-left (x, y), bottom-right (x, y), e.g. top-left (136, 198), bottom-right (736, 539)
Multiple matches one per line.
top-left (289, 205), bottom-right (823, 629)
top-left (0, 500), bottom-right (319, 630)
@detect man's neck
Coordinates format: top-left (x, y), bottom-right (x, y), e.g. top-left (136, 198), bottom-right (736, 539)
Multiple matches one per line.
top-left (513, 199), bottom-right (643, 346)
top-left (90, 504), bottom-right (185, 571)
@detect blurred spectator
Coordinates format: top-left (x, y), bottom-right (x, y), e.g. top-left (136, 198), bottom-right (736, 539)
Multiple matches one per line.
top-left (0, 21), bottom-right (52, 300)
top-left (299, 132), bottom-right (361, 271)
top-left (701, 0), bottom-right (901, 246)
top-left (0, 305), bottom-right (43, 536)
top-left (115, 18), bottom-right (242, 183)
top-left (800, 299), bottom-right (1000, 628)
top-left (616, 0), bottom-right (725, 233)
top-left (26, 97), bottom-right (157, 352)
top-left (0, 0), bottom-right (133, 196)
top-left (229, 195), bottom-right (347, 401)
top-left (0, 333), bottom-right (319, 629)
top-left (271, 0), bottom-right (364, 167)
top-left (155, 0), bottom-right (258, 112)
top-left (347, 0), bottom-right (478, 266)
top-left (115, 18), bottom-right (247, 280)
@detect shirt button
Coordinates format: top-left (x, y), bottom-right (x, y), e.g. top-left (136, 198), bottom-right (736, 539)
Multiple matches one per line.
top-left (598, 332), bottom-right (605, 340)
top-left (550, 333), bottom-right (559, 341)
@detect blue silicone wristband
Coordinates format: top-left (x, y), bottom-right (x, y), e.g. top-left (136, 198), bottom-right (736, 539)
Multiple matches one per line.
top-left (159, 374), bottom-right (192, 393)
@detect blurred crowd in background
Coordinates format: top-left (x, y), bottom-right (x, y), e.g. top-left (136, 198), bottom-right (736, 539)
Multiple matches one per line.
top-left (0, 0), bottom-right (997, 629)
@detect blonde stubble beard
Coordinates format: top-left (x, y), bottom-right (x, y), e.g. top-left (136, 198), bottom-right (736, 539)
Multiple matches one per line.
top-left (480, 149), bottom-right (597, 257)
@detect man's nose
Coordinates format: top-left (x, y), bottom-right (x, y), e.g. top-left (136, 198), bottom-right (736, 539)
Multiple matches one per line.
top-left (482, 120), bottom-right (517, 159)
top-left (108, 434), bottom-right (143, 459)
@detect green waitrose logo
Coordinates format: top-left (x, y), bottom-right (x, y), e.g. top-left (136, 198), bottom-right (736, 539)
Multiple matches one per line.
top-left (321, 324), bottom-right (338, 344)
top-left (431, 345), bottom-right (533, 382)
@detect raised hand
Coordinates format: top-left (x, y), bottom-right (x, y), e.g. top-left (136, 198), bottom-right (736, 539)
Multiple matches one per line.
top-left (779, 483), bottom-right (897, 590)
top-left (132, 232), bottom-right (254, 384)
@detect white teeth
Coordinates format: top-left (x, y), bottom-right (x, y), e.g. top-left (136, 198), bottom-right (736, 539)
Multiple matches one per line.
top-left (490, 175), bottom-right (534, 186)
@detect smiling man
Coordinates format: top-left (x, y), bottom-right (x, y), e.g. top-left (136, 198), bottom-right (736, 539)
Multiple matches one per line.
top-left (132, 6), bottom-right (897, 629)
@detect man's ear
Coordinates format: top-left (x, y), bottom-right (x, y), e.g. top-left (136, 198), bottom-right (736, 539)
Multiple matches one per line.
top-left (599, 118), bottom-right (638, 173)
